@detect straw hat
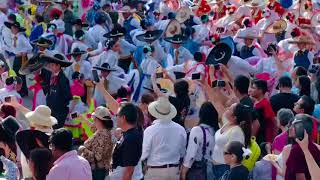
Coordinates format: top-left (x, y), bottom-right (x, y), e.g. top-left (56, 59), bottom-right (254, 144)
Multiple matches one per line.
top-left (165, 19), bottom-right (182, 38)
top-left (288, 35), bottom-right (315, 44)
top-left (176, 6), bottom-right (192, 23)
top-left (148, 97), bottom-right (177, 120)
top-left (25, 105), bottom-right (57, 132)
top-left (265, 19), bottom-right (287, 34)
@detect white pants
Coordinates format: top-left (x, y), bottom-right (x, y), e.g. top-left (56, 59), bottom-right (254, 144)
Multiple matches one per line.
top-left (144, 167), bottom-right (180, 180)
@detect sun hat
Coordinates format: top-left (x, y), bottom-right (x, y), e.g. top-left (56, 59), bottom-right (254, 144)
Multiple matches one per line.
top-left (265, 19), bottom-right (287, 34)
top-left (25, 105), bottom-right (57, 132)
top-left (91, 106), bottom-right (112, 121)
top-left (148, 97), bottom-right (177, 120)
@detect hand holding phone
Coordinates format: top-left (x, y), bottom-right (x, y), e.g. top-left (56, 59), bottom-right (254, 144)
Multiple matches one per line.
top-left (191, 73), bottom-right (201, 80)
top-left (212, 80), bottom-right (226, 88)
top-left (92, 70), bottom-right (100, 83)
top-left (294, 122), bottom-right (305, 141)
top-left (71, 112), bottom-right (78, 119)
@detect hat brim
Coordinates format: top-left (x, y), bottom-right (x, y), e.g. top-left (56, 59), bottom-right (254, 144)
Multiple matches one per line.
top-left (103, 32), bottom-right (125, 38)
top-left (206, 43), bottom-right (232, 65)
top-left (288, 40), bottom-right (315, 44)
top-left (40, 54), bottom-right (72, 67)
top-left (68, 51), bottom-right (87, 56)
top-left (93, 66), bottom-right (116, 71)
top-left (31, 38), bottom-right (53, 48)
top-left (19, 54), bottom-right (46, 75)
top-left (164, 36), bottom-right (187, 44)
top-left (265, 20), bottom-right (287, 34)
top-left (16, 130), bottom-right (50, 159)
top-left (136, 30), bottom-right (163, 43)
top-left (4, 22), bottom-right (26, 32)
top-left (25, 110), bottom-right (57, 128)
top-left (148, 101), bottom-right (177, 120)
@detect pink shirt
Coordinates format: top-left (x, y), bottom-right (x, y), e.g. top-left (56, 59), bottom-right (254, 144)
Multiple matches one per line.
top-left (47, 150), bottom-right (92, 180)
top-left (272, 131), bottom-right (287, 153)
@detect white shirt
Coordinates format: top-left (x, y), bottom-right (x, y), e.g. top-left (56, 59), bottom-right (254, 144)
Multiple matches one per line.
top-left (235, 5), bottom-right (251, 18)
top-left (0, 87), bottom-right (21, 103)
top-left (119, 38), bottom-right (137, 57)
top-left (183, 124), bottom-right (215, 168)
top-left (140, 120), bottom-right (187, 166)
top-left (192, 24), bottom-right (209, 43)
top-left (64, 60), bottom-right (92, 80)
top-left (141, 56), bottom-right (160, 75)
top-left (154, 19), bottom-right (170, 31)
top-left (255, 56), bottom-right (291, 75)
top-left (11, 33), bottom-right (33, 55)
top-left (89, 24), bottom-right (107, 45)
top-left (212, 125), bottom-right (244, 164)
top-left (71, 41), bottom-right (89, 52)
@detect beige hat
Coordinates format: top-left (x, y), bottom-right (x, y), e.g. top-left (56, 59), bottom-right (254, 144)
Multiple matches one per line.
top-left (148, 97), bottom-right (177, 120)
top-left (237, 28), bottom-right (261, 39)
top-left (176, 6), bottom-right (192, 23)
top-left (92, 106), bottom-right (112, 121)
top-left (165, 19), bottom-right (182, 38)
top-left (25, 105), bottom-right (57, 131)
top-left (265, 19), bottom-right (287, 34)
top-left (288, 35), bottom-right (315, 44)
top-left (247, 0), bottom-right (264, 8)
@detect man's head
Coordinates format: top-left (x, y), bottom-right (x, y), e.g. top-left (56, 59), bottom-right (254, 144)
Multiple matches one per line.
top-left (48, 63), bottom-right (61, 74)
top-left (288, 114), bottom-right (314, 138)
top-left (116, 103), bottom-right (138, 130)
top-left (277, 108), bottom-right (294, 128)
top-left (294, 95), bottom-right (315, 115)
top-left (49, 128), bottom-right (73, 160)
top-left (244, 38), bottom-right (254, 46)
top-left (250, 79), bottom-right (268, 99)
top-left (234, 75), bottom-right (250, 97)
top-left (278, 76), bottom-right (292, 92)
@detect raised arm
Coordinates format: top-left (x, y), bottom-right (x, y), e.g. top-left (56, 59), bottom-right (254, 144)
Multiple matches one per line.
top-left (95, 79), bottom-right (120, 113)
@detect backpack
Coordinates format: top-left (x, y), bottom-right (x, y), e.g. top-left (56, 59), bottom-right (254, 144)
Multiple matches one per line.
top-left (242, 136), bottom-right (261, 171)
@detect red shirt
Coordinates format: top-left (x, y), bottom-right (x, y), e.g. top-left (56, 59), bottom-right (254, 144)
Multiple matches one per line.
top-left (311, 117), bottom-right (318, 143)
top-left (268, 1), bottom-right (285, 17)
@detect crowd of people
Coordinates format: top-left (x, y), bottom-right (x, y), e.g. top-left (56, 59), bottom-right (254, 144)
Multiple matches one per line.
top-left (0, 0), bottom-right (319, 180)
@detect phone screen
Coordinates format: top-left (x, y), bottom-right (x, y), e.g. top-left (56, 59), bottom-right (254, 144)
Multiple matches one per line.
top-left (71, 112), bottom-right (78, 119)
top-left (192, 73), bottom-right (201, 80)
top-left (92, 70), bottom-right (100, 82)
top-left (4, 96), bottom-right (11, 102)
top-left (156, 72), bottom-right (164, 79)
top-left (174, 72), bottom-right (186, 79)
top-left (212, 80), bottom-right (226, 88)
top-left (294, 122), bottom-right (305, 140)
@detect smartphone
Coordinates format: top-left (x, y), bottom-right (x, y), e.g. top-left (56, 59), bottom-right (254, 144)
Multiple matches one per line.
top-left (71, 112), bottom-right (78, 119)
top-left (212, 80), bottom-right (226, 88)
top-left (92, 69), bottom-right (100, 83)
top-left (156, 72), bottom-right (164, 78)
top-left (214, 64), bottom-right (220, 70)
top-left (294, 122), bottom-right (305, 141)
top-left (174, 72), bottom-right (186, 79)
top-left (4, 96), bottom-right (11, 102)
top-left (191, 73), bottom-right (201, 80)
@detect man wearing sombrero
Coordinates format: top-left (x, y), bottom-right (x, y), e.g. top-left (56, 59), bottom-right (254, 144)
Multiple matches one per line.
top-left (120, 5), bottom-right (141, 43)
top-left (40, 53), bottom-right (72, 128)
top-left (289, 35), bottom-right (315, 70)
top-left (165, 34), bottom-right (193, 65)
top-left (236, 28), bottom-right (263, 59)
top-left (4, 20), bottom-right (32, 97)
top-left (65, 47), bottom-right (92, 80)
top-left (72, 19), bottom-right (95, 49)
top-left (31, 36), bottom-right (54, 55)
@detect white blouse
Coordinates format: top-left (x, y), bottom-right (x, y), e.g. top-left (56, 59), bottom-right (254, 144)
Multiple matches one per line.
top-left (212, 125), bottom-right (244, 164)
top-left (183, 124), bottom-right (215, 168)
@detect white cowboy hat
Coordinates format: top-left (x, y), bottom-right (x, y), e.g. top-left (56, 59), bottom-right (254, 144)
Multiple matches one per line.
top-left (236, 28), bottom-right (261, 39)
top-left (25, 105), bottom-right (57, 132)
top-left (118, 5), bottom-right (137, 13)
top-left (148, 97), bottom-right (177, 120)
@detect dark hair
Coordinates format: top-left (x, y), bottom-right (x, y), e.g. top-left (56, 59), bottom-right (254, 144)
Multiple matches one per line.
top-left (294, 114), bottom-right (314, 135)
top-left (5, 77), bottom-right (15, 86)
top-left (35, 14), bottom-right (44, 23)
top-left (234, 75), bottom-right (250, 94)
top-left (118, 103), bottom-right (138, 125)
top-left (15, 76), bottom-right (22, 84)
top-left (98, 118), bottom-right (113, 130)
top-left (141, 93), bottom-right (155, 104)
top-left (174, 80), bottom-right (189, 98)
top-left (233, 104), bottom-right (252, 147)
top-left (30, 148), bottom-right (53, 180)
top-left (198, 102), bottom-right (219, 132)
top-left (278, 76), bottom-right (292, 88)
top-left (136, 106), bottom-right (144, 130)
top-left (294, 66), bottom-right (308, 77)
top-left (300, 95), bottom-right (315, 115)
top-left (117, 86), bottom-right (131, 98)
top-left (259, 142), bottom-right (269, 157)
top-left (226, 141), bottom-right (245, 163)
top-left (253, 79), bottom-right (268, 94)
top-left (194, 52), bottom-right (203, 62)
top-left (298, 75), bottom-right (311, 97)
top-left (0, 104), bottom-right (16, 118)
top-left (49, 128), bottom-right (73, 152)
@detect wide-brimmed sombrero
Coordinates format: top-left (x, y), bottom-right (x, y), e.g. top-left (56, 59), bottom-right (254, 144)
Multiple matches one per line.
top-left (72, 19), bottom-right (89, 27)
top-left (265, 19), bottom-right (287, 34)
top-left (103, 26), bottom-right (126, 38)
top-left (41, 53), bottom-right (72, 67)
top-left (288, 35), bottom-right (315, 44)
top-left (206, 43), bottom-right (232, 65)
top-left (176, 6), bottom-right (192, 23)
top-left (68, 47), bottom-right (87, 56)
top-left (19, 53), bottom-right (47, 75)
top-left (164, 34), bottom-right (187, 44)
top-left (136, 30), bottom-right (163, 43)
top-left (31, 37), bottom-right (53, 48)
top-left (93, 62), bottom-right (116, 71)
top-left (4, 21), bottom-right (26, 32)
top-left (118, 5), bottom-right (137, 13)
top-left (165, 19), bottom-right (182, 38)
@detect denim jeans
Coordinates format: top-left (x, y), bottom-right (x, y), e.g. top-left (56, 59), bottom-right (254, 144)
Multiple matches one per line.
top-left (212, 164), bottom-right (230, 180)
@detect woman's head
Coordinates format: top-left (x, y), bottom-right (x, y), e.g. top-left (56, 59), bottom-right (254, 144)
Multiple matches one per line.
top-left (223, 141), bottom-right (246, 165)
top-left (139, 93), bottom-right (155, 112)
top-left (199, 102), bottom-right (219, 132)
top-left (224, 103), bottom-right (252, 147)
top-left (0, 104), bottom-right (16, 118)
top-left (291, 66), bottom-right (307, 82)
top-left (29, 148), bottom-right (53, 180)
top-left (92, 107), bottom-right (113, 130)
top-left (174, 80), bottom-right (189, 97)
top-left (297, 75), bottom-right (311, 96)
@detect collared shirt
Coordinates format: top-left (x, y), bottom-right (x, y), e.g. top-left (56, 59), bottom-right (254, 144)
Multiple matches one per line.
top-left (140, 120), bottom-right (187, 166)
top-left (89, 24), bottom-right (107, 45)
top-left (11, 33), bottom-right (32, 55)
top-left (119, 38), bottom-right (137, 57)
top-left (183, 124), bottom-right (215, 168)
top-left (46, 150), bottom-right (92, 180)
top-left (64, 59), bottom-right (92, 80)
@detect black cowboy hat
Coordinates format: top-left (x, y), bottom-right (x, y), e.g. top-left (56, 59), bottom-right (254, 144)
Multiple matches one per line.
top-left (164, 34), bottom-right (187, 44)
top-left (0, 116), bottom-right (21, 143)
top-left (31, 37), bottom-right (53, 48)
top-left (93, 63), bottom-right (116, 71)
top-left (41, 53), bottom-right (72, 67)
top-left (103, 26), bottom-right (126, 38)
top-left (72, 19), bottom-right (89, 27)
top-left (54, 0), bottom-right (71, 5)
top-left (205, 43), bottom-right (232, 65)
top-left (19, 53), bottom-right (47, 75)
top-left (136, 30), bottom-right (163, 43)
top-left (68, 48), bottom-right (87, 56)
top-left (74, 30), bottom-right (85, 40)
top-left (16, 130), bottom-right (49, 159)
top-left (4, 21), bottom-right (26, 32)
